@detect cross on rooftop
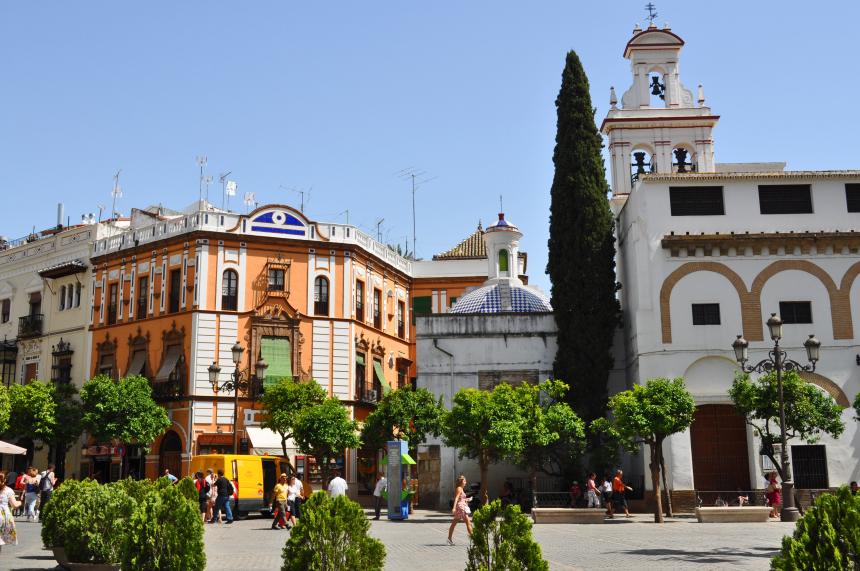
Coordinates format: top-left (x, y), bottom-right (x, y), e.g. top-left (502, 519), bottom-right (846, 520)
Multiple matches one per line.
top-left (645, 3), bottom-right (658, 23)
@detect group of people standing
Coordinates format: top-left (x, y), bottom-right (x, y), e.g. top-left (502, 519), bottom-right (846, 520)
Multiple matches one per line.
top-left (193, 469), bottom-right (240, 525)
top-left (0, 464), bottom-right (56, 552)
top-left (574, 470), bottom-right (633, 518)
top-left (271, 472), bottom-right (305, 530)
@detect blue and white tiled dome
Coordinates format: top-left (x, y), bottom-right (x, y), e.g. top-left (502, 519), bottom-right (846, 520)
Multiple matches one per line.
top-left (451, 284), bottom-right (552, 314)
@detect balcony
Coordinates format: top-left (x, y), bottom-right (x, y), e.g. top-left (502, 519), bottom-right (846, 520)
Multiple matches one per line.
top-left (18, 314), bottom-right (44, 338)
top-left (357, 382), bottom-right (381, 404)
top-left (151, 377), bottom-right (185, 401)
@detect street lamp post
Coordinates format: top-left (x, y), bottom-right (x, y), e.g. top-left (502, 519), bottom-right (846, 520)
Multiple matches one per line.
top-left (731, 313), bottom-right (821, 523)
top-left (208, 341), bottom-right (268, 454)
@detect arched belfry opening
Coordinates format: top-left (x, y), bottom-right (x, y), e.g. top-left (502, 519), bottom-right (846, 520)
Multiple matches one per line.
top-left (601, 24), bottom-right (718, 195)
top-left (672, 146), bottom-right (697, 173)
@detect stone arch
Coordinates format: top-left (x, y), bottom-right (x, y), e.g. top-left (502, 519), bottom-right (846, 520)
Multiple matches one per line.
top-left (157, 429), bottom-right (183, 478)
top-left (750, 260), bottom-right (849, 339)
top-left (660, 262), bottom-right (755, 344)
top-left (839, 261), bottom-right (860, 294)
top-left (799, 372), bottom-right (851, 408)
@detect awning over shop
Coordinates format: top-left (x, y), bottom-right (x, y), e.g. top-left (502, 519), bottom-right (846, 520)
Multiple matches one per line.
top-left (245, 426), bottom-right (295, 456)
top-left (373, 359), bottom-right (391, 396)
top-left (154, 345), bottom-right (183, 383)
top-left (0, 440), bottom-right (27, 455)
top-left (381, 452), bottom-right (416, 465)
top-left (261, 336), bottom-right (292, 388)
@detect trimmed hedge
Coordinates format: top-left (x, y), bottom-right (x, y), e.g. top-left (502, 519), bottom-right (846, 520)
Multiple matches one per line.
top-left (772, 486), bottom-right (860, 570)
top-left (121, 483), bottom-right (206, 571)
top-left (466, 500), bottom-right (549, 571)
top-left (281, 491), bottom-right (385, 571)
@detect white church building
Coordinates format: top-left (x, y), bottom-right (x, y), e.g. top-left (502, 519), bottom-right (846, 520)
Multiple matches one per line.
top-left (606, 23), bottom-right (860, 504)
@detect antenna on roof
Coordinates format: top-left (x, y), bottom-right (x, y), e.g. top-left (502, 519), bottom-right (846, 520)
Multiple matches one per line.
top-left (338, 210), bottom-right (350, 225)
top-left (111, 170), bottom-right (123, 219)
top-left (97, 204), bottom-right (106, 224)
top-left (219, 171), bottom-right (232, 210)
top-left (396, 167), bottom-right (438, 260)
top-left (196, 155), bottom-right (208, 206)
top-left (243, 192), bottom-right (257, 214)
top-left (375, 218), bottom-right (385, 242)
top-left (499, 195), bottom-right (504, 214)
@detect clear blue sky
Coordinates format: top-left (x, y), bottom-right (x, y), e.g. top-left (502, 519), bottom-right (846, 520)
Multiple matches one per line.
top-left (2, 1), bottom-right (858, 292)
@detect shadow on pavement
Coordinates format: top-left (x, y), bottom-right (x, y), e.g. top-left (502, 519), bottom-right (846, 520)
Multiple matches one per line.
top-left (620, 547), bottom-right (779, 564)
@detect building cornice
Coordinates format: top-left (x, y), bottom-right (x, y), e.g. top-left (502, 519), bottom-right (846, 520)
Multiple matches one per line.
top-left (662, 231), bottom-right (860, 257)
top-left (643, 170), bottom-right (860, 183)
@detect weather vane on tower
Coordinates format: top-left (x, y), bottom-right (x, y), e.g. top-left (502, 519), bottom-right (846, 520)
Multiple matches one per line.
top-left (645, 3), bottom-right (658, 24)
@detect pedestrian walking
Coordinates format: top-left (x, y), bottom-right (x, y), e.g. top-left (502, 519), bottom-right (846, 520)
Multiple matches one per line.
top-left (602, 475), bottom-right (614, 516)
top-left (271, 473), bottom-right (289, 530)
top-left (766, 471), bottom-right (782, 519)
top-left (327, 469), bottom-right (348, 498)
top-left (204, 469), bottom-right (216, 522)
top-left (586, 473), bottom-right (600, 508)
top-left (372, 472), bottom-right (387, 520)
top-left (22, 467), bottom-right (39, 522)
top-left (0, 473), bottom-right (21, 552)
top-left (612, 470), bottom-right (633, 518)
top-left (194, 472), bottom-right (210, 523)
top-left (447, 475), bottom-right (473, 546)
top-left (287, 474), bottom-right (303, 525)
top-left (12, 472), bottom-right (25, 517)
top-left (39, 464), bottom-right (56, 514)
top-left (210, 469), bottom-right (234, 524)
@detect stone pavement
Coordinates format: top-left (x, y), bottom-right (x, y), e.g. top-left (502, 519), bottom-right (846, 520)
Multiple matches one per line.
top-left (3, 510), bottom-right (794, 570)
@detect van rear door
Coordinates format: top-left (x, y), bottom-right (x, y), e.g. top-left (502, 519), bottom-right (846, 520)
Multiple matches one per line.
top-left (262, 458), bottom-right (277, 506)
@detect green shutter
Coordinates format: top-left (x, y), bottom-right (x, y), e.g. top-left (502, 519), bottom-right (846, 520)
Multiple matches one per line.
top-left (373, 360), bottom-right (390, 395)
top-left (355, 353), bottom-right (365, 366)
top-left (261, 336), bottom-right (292, 388)
top-left (412, 295), bottom-right (432, 324)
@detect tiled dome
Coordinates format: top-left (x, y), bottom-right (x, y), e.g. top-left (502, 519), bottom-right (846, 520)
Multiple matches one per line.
top-left (451, 284), bottom-right (552, 314)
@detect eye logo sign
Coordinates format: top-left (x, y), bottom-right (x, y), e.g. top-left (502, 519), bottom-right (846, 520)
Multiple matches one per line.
top-left (250, 210), bottom-right (307, 236)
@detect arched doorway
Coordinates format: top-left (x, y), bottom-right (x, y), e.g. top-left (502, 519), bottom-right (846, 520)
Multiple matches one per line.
top-left (158, 431), bottom-right (182, 479)
top-left (689, 405), bottom-right (751, 492)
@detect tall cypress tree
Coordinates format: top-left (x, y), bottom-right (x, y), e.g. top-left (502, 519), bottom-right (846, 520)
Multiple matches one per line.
top-left (547, 51), bottom-right (620, 426)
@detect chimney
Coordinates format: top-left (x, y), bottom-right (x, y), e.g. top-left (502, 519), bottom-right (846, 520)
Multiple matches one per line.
top-left (57, 203), bottom-right (65, 229)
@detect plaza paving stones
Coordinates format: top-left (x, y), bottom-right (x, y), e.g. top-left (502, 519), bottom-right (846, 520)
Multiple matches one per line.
top-left (4, 511), bottom-right (794, 570)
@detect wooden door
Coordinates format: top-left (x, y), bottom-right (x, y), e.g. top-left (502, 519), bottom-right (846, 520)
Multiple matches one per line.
top-left (690, 405), bottom-right (751, 491)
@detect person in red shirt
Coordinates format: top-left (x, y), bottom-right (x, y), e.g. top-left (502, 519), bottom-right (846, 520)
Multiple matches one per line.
top-left (611, 470), bottom-right (633, 518)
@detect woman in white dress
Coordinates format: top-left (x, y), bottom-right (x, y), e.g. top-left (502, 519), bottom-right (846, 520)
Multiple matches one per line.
top-left (0, 472), bottom-right (22, 552)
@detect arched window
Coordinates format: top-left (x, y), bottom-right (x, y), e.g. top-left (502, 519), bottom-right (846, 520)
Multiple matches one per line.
top-left (498, 249), bottom-right (509, 276)
top-left (222, 270), bottom-right (239, 311)
top-left (314, 276), bottom-right (329, 316)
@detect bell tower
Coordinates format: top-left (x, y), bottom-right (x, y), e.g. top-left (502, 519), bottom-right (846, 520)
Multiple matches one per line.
top-left (600, 23), bottom-right (719, 196)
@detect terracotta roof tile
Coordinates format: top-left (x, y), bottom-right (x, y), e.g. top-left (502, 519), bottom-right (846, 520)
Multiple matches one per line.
top-left (433, 223), bottom-right (486, 260)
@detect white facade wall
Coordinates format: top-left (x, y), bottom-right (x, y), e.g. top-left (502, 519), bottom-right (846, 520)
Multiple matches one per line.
top-left (614, 174), bottom-right (860, 491)
top-left (415, 313), bottom-right (557, 504)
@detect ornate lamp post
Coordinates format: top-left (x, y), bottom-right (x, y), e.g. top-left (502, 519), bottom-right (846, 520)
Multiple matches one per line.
top-left (208, 341), bottom-right (268, 454)
top-left (732, 313), bottom-right (821, 523)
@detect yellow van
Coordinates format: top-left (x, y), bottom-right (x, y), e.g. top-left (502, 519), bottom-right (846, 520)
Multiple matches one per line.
top-left (189, 454), bottom-right (311, 517)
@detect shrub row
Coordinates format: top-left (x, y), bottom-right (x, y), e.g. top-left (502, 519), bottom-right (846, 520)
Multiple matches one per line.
top-left (40, 476), bottom-right (205, 571)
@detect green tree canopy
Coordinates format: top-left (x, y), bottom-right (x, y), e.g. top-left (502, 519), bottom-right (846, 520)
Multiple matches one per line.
top-left (853, 391), bottom-right (859, 421)
top-left (293, 398), bottom-right (361, 485)
top-left (593, 378), bottom-right (695, 523)
top-left (0, 385), bottom-right (9, 434)
top-left (729, 371), bottom-right (845, 481)
top-left (547, 49), bottom-right (620, 427)
top-left (81, 375), bottom-right (171, 448)
top-left (442, 384), bottom-right (529, 504)
top-left (360, 386), bottom-right (445, 453)
top-left (8, 380), bottom-right (57, 442)
top-left (260, 377), bottom-right (327, 456)
top-left (512, 380), bottom-right (585, 484)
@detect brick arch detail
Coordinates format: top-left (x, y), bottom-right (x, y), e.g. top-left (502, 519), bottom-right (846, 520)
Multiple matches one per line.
top-left (660, 262), bottom-right (756, 344)
top-left (839, 261), bottom-right (860, 294)
top-left (750, 260), bottom-right (850, 340)
top-left (799, 372), bottom-right (851, 408)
